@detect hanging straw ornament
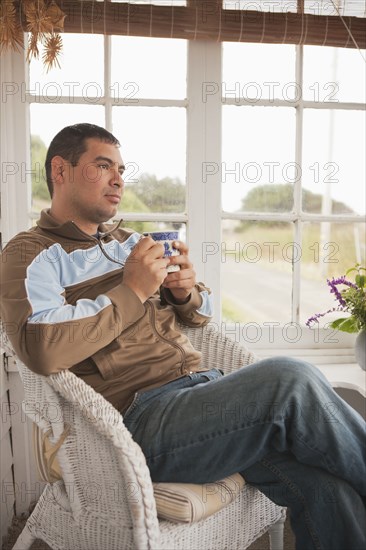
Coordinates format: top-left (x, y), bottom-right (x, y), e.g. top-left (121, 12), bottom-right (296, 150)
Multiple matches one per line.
top-left (0, 0), bottom-right (66, 71)
top-left (0, 0), bottom-right (24, 52)
top-left (42, 31), bottom-right (62, 69)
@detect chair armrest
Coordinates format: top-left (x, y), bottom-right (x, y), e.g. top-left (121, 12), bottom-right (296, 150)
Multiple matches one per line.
top-left (0, 319), bottom-right (17, 356)
top-left (46, 370), bottom-right (161, 546)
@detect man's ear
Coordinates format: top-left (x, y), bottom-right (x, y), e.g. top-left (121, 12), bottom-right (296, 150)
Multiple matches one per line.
top-left (50, 156), bottom-right (67, 185)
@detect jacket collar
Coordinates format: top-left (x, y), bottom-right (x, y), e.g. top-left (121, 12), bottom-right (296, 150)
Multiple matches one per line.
top-left (37, 209), bottom-right (124, 241)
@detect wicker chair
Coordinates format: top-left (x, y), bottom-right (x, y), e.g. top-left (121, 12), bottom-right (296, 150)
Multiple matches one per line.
top-left (6, 324), bottom-right (285, 550)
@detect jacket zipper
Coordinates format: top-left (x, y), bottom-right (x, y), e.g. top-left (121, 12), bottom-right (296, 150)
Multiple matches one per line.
top-left (146, 300), bottom-right (186, 370)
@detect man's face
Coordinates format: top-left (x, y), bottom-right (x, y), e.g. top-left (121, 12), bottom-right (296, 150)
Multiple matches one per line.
top-left (62, 138), bottom-right (125, 227)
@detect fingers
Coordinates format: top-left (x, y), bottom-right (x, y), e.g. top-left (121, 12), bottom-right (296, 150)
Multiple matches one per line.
top-left (131, 236), bottom-right (165, 261)
top-left (162, 240), bottom-right (195, 288)
top-left (172, 240), bottom-right (188, 255)
top-left (163, 254), bottom-right (196, 292)
top-left (162, 266), bottom-right (196, 303)
top-left (168, 240), bottom-right (191, 270)
top-left (123, 236), bottom-right (170, 303)
top-left (163, 268), bottom-right (195, 287)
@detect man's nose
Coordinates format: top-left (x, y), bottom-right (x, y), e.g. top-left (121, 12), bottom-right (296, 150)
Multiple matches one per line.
top-left (110, 168), bottom-right (123, 187)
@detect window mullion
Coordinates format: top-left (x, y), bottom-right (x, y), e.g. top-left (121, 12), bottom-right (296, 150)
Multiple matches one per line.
top-left (187, 40), bottom-right (222, 323)
top-left (104, 34), bottom-right (112, 131)
top-left (292, 44), bottom-right (304, 324)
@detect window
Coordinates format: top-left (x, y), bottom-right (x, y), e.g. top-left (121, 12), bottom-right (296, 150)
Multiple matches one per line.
top-left (221, 41), bottom-right (365, 329)
top-left (3, 24), bottom-right (365, 337)
top-left (27, 33), bottom-right (188, 239)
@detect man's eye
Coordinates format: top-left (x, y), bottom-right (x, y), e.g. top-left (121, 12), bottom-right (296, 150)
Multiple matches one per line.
top-left (98, 164), bottom-right (110, 170)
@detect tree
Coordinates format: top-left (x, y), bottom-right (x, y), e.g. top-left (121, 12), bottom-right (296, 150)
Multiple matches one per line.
top-left (118, 188), bottom-right (154, 233)
top-left (237, 183), bottom-right (354, 230)
top-left (31, 135), bottom-right (49, 201)
top-left (127, 173), bottom-right (185, 214)
top-left (31, 141), bottom-right (186, 230)
top-left (242, 183), bottom-right (294, 213)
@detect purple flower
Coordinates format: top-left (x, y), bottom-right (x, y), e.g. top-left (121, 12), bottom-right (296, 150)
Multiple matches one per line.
top-left (306, 266), bottom-right (365, 332)
top-left (306, 307), bottom-right (344, 328)
top-left (329, 276), bottom-right (358, 289)
top-left (327, 276), bottom-right (358, 307)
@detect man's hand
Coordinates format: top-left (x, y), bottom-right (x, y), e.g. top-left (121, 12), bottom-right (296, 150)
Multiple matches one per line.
top-left (123, 236), bottom-right (169, 303)
top-left (162, 241), bottom-right (196, 303)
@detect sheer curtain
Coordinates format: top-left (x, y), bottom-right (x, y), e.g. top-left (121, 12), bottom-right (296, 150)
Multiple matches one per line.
top-left (0, 49), bottom-right (31, 244)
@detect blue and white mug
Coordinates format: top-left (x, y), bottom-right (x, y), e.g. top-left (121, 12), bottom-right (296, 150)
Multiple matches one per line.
top-left (144, 231), bottom-right (180, 272)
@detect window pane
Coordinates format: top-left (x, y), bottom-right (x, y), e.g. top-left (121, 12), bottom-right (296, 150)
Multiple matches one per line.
top-left (223, 43), bottom-right (296, 101)
top-left (222, 106), bottom-right (296, 212)
top-left (111, 37), bottom-right (187, 100)
top-left (112, 107), bottom-right (186, 214)
top-left (223, 1), bottom-right (297, 12)
top-left (30, 104), bottom-right (105, 213)
top-left (119, 221), bottom-right (186, 239)
top-left (301, 222), bottom-right (366, 327)
top-left (221, 220), bottom-right (293, 323)
top-left (302, 109), bottom-right (366, 215)
top-left (29, 34), bottom-right (104, 98)
top-left (303, 46), bottom-right (366, 103)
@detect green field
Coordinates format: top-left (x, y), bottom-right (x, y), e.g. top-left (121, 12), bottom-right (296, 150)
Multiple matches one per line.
top-left (222, 223), bottom-right (365, 281)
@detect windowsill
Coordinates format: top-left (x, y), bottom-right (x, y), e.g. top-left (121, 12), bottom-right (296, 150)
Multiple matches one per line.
top-left (314, 362), bottom-right (365, 398)
top-left (222, 325), bottom-right (365, 398)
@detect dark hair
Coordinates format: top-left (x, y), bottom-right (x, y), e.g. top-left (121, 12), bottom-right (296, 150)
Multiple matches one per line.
top-left (45, 123), bottom-right (120, 197)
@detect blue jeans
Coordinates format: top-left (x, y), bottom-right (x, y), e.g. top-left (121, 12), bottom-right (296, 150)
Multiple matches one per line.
top-left (124, 357), bottom-right (366, 549)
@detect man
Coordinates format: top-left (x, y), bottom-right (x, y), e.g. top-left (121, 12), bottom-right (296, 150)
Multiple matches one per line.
top-left (1, 123), bottom-right (365, 549)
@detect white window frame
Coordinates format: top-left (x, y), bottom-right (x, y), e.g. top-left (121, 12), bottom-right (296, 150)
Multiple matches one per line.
top-left (1, 39), bottom-right (364, 352)
top-left (220, 44), bottom-right (366, 325)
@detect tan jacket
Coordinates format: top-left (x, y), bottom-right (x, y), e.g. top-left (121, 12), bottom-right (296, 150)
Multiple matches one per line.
top-left (0, 210), bottom-right (213, 412)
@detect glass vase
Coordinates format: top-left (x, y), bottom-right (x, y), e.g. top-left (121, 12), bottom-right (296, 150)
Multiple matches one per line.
top-left (354, 330), bottom-right (366, 371)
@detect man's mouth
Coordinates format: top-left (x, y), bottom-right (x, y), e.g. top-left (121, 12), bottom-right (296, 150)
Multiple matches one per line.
top-left (105, 194), bottom-right (121, 204)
